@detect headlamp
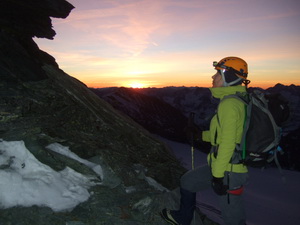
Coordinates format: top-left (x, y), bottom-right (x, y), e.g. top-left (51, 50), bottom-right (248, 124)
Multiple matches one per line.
top-left (213, 61), bottom-right (228, 70)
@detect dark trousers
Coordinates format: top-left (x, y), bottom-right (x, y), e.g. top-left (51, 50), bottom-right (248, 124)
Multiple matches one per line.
top-left (171, 188), bottom-right (196, 225)
top-left (178, 164), bottom-right (248, 225)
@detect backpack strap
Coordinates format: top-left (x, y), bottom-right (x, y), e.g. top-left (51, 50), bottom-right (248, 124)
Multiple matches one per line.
top-left (273, 146), bottom-right (286, 183)
top-left (222, 93), bottom-right (250, 164)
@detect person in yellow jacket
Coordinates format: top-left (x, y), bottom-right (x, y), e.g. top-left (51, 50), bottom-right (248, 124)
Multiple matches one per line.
top-left (161, 56), bottom-right (250, 225)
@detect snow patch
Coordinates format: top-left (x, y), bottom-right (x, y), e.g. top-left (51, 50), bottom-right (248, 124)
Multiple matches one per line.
top-left (0, 140), bottom-right (100, 212)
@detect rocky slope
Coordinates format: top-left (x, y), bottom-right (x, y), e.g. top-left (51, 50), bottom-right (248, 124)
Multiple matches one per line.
top-left (91, 87), bottom-right (189, 143)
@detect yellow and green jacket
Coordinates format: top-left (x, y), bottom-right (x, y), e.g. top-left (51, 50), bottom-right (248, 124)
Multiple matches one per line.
top-left (202, 85), bottom-right (248, 178)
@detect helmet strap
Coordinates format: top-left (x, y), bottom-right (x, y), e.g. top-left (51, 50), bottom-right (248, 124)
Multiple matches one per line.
top-left (227, 77), bottom-right (243, 86)
top-left (220, 69), bottom-right (227, 86)
top-left (220, 69), bottom-right (243, 87)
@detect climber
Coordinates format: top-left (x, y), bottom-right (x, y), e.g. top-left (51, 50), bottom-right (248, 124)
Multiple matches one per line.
top-left (161, 56), bottom-right (250, 225)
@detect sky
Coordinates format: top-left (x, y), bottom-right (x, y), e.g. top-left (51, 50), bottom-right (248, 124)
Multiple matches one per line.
top-left (1, 138), bottom-right (300, 224)
top-left (34, 0), bottom-right (300, 89)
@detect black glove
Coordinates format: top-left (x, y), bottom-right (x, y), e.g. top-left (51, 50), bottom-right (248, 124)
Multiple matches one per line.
top-left (211, 177), bottom-right (229, 196)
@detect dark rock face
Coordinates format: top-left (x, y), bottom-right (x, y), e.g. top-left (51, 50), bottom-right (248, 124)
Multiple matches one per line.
top-left (0, 31), bottom-right (55, 81)
top-left (0, 0), bottom-right (73, 82)
top-left (0, 1), bottom-right (192, 224)
top-left (0, 0), bottom-right (74, 39)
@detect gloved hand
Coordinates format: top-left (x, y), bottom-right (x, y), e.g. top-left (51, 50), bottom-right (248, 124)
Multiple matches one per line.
top-left (211, 177), bottom-right (229, 196)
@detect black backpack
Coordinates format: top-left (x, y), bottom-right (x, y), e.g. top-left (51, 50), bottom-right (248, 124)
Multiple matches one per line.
top-left (228, 90), bottom-right (290, 168)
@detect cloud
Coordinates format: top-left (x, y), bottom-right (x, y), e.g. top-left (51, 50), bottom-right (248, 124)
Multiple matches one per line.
top-left (57, 0), bottom-right (223, 57)
top-left (59, 1), bottom-right (165, 56)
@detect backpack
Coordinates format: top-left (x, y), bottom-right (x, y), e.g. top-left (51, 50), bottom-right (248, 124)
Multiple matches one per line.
top-left (228, 90), bottom-right (290, 168)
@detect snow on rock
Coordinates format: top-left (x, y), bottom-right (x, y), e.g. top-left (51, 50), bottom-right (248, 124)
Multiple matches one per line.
top-left (46, 142), bottom-right (104, 180)
top-left (0, 140), bottom-right (100, 212)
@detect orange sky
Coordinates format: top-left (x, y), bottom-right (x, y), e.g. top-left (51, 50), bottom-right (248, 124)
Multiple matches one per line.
top-left (35, 0), bottom-right (300, 89)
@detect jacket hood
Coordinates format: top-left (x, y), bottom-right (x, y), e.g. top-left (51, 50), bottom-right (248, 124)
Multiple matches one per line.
top-left (209, 85), bottom-right (246, 99)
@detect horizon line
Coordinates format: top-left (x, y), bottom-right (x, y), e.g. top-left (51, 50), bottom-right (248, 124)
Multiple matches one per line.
top-left (87, 83), bottom-right (298, 90)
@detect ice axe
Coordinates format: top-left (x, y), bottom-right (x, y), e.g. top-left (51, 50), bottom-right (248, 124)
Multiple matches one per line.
top-left (188, 112), bottom-right (197, 225)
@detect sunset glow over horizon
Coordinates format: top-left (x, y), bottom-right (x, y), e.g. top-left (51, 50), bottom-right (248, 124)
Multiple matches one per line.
top-left (35, 0), bottom-right (300, 89)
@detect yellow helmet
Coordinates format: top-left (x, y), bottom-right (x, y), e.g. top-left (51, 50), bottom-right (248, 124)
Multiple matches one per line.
top-left (213, 56), bottom-right (248, 79)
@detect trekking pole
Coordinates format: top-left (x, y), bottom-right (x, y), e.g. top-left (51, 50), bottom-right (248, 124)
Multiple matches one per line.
top-left (188, 112), bottom-right (195, 170)
top-left (191, 142), bottom-right (195, 170)
top-left (188, 112), bottom-right (196, 225)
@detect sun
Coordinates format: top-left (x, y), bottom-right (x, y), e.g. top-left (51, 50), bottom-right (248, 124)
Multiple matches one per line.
top-left (128, 82), bottom-right (145, 88)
